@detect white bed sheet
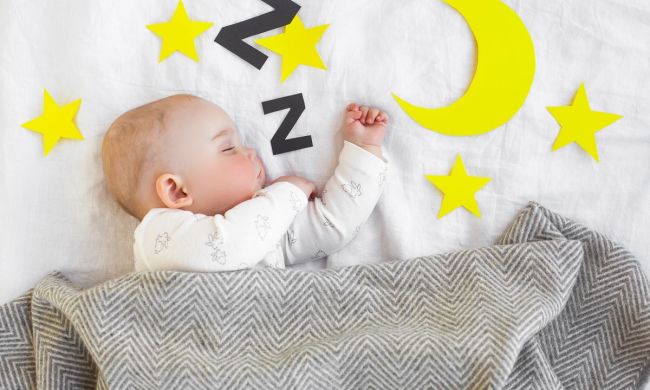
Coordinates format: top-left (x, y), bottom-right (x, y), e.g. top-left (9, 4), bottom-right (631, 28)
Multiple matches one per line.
top-left (2, 0), bottom-right (650, 312)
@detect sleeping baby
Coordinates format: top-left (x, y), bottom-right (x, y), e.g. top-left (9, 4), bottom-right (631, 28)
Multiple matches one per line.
top-left (101, 94), bottom-right (389, 272)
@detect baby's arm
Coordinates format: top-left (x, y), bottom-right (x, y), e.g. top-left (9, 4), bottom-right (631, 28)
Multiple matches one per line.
top-left (283, 140), bottom-right (388, 265)
top-left (134, 181), bottom-right (308, 272)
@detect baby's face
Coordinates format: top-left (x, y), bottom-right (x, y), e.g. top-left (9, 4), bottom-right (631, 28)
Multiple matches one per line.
top-left (160, 98), bottom-right (266, 216)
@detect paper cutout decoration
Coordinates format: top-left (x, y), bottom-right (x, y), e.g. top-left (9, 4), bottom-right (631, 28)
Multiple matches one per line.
top-left (392, 0), bottom-right (535, 136)
top-left (546, 83), bottom-right (623, 162)
top-left (21, 89), bottom-right (83, 156)
top-left (146, 0), bottom-right (213, 62)
top-left (215, 0), bottom-right (300, 69)
top-left (262, 93), bottom-right (313, 155)
top-left (255, 15), bottom-right (329, 82)
top-left (425, 154), bottom-right (491, 218)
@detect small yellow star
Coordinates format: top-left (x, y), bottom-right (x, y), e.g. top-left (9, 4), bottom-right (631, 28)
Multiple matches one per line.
top-left (146, 0), bottom-right (213, 62)
top-left (546, 83), bottom-right (623, 162)
top-left (21, 89), bottom-right (83, 156)
top-left (425, 155), bottom-right (491, 219)
top-left (255, 15), bottom-right (329, 82)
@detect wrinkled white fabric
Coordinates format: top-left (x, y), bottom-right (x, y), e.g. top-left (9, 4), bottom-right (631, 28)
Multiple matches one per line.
top-left (1, 0), bottom-right (650, 340)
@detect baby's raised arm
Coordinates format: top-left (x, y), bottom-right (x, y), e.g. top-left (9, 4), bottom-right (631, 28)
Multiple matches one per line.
top-left (283, 140), bottom-right (388, 265)
top-left (282, 103), bottom-right (389, 265)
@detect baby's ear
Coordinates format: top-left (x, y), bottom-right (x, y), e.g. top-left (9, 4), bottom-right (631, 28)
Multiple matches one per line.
top-left (155, 173), bottom-right (193, 209)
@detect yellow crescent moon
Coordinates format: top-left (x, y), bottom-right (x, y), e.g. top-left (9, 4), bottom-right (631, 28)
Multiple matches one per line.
top-left (392, 0), bottom-right (536, 136)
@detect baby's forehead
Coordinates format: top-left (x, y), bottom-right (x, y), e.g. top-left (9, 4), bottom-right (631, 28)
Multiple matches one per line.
top-left (165, 97), bottom-right (231, 128)
top-left (150, 98), bottom-right (236, 147)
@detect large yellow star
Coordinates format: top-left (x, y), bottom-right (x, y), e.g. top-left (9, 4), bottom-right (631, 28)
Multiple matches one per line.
top-left (21, 89), bottom-right (83, 156)
top-left (146, 0), bottom-right (213, 62)
top-left (425, 155), bottom-right (491, 219)
top-left (255, 15), bottom-right (329, 82)
top-left (546, 83), bottom-right (623, 162)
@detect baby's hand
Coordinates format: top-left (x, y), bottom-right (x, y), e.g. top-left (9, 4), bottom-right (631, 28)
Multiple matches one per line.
top-left (272, 176), bottom-right (316, 200)
top-left (342, 103), bottom-right (389, 152)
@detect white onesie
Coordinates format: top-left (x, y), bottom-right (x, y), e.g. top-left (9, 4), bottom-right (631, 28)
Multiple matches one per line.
top-left (133, 140), bottom-right (388, 272)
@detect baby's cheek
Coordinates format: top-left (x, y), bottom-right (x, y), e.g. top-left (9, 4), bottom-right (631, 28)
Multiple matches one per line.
top-left (229, 158), bottom-right (257, 189)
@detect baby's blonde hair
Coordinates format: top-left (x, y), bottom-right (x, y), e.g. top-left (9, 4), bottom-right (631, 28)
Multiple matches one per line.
top-left (101, 94), bottom-right (200, 220)
top-left (101, 103), bottom-right (164, 220)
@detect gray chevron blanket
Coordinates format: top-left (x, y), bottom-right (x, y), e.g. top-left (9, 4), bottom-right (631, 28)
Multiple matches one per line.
top-left (1, 202), bottom-right (650, 389)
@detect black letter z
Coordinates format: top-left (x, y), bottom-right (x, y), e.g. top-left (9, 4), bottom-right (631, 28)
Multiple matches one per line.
top-left (262, 93), bottom-right (313, 155)
top-left (215, 0), bottom-right (300, 69)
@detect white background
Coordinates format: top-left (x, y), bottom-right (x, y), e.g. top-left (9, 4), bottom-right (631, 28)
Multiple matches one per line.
top-left (1, 0), bottom-right (649, 336)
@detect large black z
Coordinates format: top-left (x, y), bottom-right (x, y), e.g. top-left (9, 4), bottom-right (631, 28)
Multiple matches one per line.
top-left (262, 93), bottom-right (313, 155)
top-left (215, 0), bottom-right (300, 69)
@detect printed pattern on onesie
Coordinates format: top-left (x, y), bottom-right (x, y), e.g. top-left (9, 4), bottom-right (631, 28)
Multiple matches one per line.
top-left (154, 232), bottom-right (171, 254)
top-left (205, 230), bottom-right (227, 264)
top-left (283, 140), bottom-right (388, 265)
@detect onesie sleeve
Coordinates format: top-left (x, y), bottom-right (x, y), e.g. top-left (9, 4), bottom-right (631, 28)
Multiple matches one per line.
top-left (133, 181), bottom-right (308, 272)
top-left (283, 140), bottom-right (388, 266)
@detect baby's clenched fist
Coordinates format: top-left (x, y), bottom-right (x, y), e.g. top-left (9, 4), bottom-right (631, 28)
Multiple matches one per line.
top-left (341, 103), bottom-right (389, 159)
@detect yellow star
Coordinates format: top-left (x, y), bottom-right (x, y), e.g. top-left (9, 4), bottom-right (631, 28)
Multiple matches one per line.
top-left (425, 155), bottom-right (491, 219)
top-left (146, 0), bottom-right (213, 62)
top-left (21, 89), bottom-right (83, 156)
top-left (255, 15), bottom-right (329, 82)
top-left (546, 83), bottom-right (623, 162)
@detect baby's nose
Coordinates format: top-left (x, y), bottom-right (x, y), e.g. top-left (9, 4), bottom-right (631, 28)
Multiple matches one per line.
top-left (247, 148), bottom-right (257, 159)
